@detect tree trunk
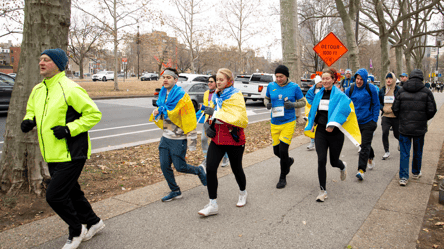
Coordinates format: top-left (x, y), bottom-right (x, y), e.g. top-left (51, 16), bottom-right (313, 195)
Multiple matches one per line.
top-left (379, 34), bottom-right (390, 88)
top-left (405, 51), bottom-right (413, 73)
top-left (113, 0), bottom-right (119, 91)
top-left (395, 46), bottom-right (403, 77)
top-left (335, 0), bottom-right (360, 72)
top-left (0, 0), bottom-right (71, 196)
top-left (280, 0), bottom-right (303, 123)
top-left (79, 56), bottom-right (84, 80)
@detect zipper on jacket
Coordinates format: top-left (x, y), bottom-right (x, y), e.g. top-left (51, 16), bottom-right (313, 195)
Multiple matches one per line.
top-left (40, 86), bottom-right (48, 161)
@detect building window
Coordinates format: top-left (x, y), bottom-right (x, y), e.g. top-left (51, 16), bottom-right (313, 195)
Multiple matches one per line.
top-left (11, 57), bottom-right (14, 63)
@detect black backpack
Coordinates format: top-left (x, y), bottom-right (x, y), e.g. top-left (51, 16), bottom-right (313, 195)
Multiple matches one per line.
top-left (349, 83), bottom-right (373, 110)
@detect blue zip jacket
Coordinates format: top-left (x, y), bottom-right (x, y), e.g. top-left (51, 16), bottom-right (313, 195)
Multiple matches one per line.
top-left (345, 68), bottom-right (380, 124)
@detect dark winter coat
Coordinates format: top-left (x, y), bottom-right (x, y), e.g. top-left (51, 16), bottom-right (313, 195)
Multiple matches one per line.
top-left (392, 69), bottom-right (437, 136)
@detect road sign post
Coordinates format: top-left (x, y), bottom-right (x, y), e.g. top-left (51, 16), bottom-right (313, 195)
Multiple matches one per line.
top-left (313, 32), bottom-right (348, 67)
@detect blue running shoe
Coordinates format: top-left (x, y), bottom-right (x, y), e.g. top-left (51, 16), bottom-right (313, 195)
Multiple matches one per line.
top-left (161, 191), bottom-right (182, 202)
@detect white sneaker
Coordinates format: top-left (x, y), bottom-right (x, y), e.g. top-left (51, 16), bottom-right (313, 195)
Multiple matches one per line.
top-left (399, 178), bottom-right (408, 186)
top-left (83, 219), bottom-right (105, 241)
top-left (316, 190), bottom-right (328, 202)
top-left (367, 159), bottom-right (375, 170)
top-left (412, 172), bottom-right (422, 180)
top-left (236, 190), bottom-right (247, 207)
top-left (307, 141), bottom-right (315, 151)
top-left (62, 226), bottom-right (87, 249)
top-left (198, 200), bottom-right (218, 216)
top-left (199, 158), bottom-right (207, 168)
top-left (340, 162), bottom-right (347, 181)
top-left (221, 156), bottom-right (229, 167)
top-left (357, 146), bottom-right (361, 154)
top-left (382, 152), bottom-right (390, 160)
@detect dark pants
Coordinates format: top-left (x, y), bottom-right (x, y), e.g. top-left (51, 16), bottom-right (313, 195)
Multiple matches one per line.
top-left (273, 142), bottom-right (291, 179)
top-left (315, 125), bottom-right (345, 190)
top-left (399, 134), bottom-right (424, 179)
top-left (381, 116), bottom-right (399, 152)
top-left (159, 137), bottom-right (201, 192)
top-left (47, 159), bottom-right (100, 238)
top-left (206, 142), bottom-right (246, 199)
top-left (358, 121), bottom-right (377, 172)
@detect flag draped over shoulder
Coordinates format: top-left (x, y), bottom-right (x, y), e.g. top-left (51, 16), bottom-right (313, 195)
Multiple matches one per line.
top-left (149, 85), bottom-right (197, 134)
top-left (304, 86), bottom-right (361, 147)
top-left (210, 86), bottom-right (248, 128)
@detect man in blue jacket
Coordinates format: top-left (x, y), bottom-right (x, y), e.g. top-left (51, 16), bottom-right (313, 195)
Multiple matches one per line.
top-left (341, 69), bottom-right (354, 90)
top-left (345, 68), bottom-right (380, 180)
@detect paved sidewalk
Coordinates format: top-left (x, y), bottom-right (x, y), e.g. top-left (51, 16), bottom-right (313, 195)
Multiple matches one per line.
top-left (1, 94), bottom-right (443, 249)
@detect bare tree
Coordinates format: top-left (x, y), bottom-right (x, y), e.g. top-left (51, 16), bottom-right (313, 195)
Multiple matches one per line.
top-left (0, 0), bottom-right (70, 196)
top-left (0, 0), bottom-right (24, 38)
top-left (68, 14), bottom-right (104, 79)
top-left (73, 0), bottom-right (151, 90)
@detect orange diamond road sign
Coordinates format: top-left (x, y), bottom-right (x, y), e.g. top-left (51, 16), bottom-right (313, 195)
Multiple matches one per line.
top-left (122, 58), bottom-right (128, 63)
top-left (313, 32), bottom-right (348, 67)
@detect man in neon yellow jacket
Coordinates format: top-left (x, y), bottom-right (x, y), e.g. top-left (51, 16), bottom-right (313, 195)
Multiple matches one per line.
top-left (21, 48), bottom-right (104, 249)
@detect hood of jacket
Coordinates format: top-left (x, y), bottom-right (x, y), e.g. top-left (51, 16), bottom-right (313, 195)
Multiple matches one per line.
top-left (353, 68), bottom-right (369, 89)
top-left (403, 69), bottom-right (425, 93)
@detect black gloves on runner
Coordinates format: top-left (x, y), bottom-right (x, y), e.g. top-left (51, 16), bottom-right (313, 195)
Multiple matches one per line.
top-left (21, 119), bottom-right (36, 133)
top-left (284, 100), bottom-right (296, 109)
top-left (266, 103), bottom-right (272, 110)
top-left (204, 106), bottom-right (214, 116)
top-left (204, 122), bottom-right (216, 138)
top-left (51, 126), bottom-right (71, 139)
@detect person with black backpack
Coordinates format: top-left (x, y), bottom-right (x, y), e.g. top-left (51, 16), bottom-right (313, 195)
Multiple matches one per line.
top-left (345, 68), bottom-right (380, 180)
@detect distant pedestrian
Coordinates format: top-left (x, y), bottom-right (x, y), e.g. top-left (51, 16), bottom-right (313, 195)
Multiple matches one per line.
top-left (341, 69), bottom-right (354, 91)
top-left (264, 65), bottom-right (305, 189)
top-left (399, 73), bottom-right (408, 87)
top-left (379, 72), bottom-right (401, 160)
top-left (431, 82), bottom-right (436, 92)
top-left (21, 48), bottom-right (104, 249)
top-left (392, 69), bottom-right (437, 186)
top-left (198, 68), bottom-right (249, 217)
top-left (197, 75), bottom-right (229, 168)
top-left (425, 81), bottom-right (430, 89)
top-left (345, 68), bottom-right (380, 180)
top-left (305, 75), bottom-right (323, 151)
top-left (305, 68), bottom-right (361, 202)
top-left (150, 68), bottom-right (207, 202)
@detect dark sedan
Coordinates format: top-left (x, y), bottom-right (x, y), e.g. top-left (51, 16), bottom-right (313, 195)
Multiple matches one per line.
top-left (300, 79), bottom-right (315, 95)
top-left (0, 72), bottom-right (14, 114)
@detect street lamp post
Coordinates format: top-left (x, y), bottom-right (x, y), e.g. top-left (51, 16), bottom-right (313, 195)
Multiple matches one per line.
top-left (137, 25), bottom-right (140, 79)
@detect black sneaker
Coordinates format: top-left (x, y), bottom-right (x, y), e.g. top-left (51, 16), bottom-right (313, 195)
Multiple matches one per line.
top-left (276, 178), bottom-right (287, 189)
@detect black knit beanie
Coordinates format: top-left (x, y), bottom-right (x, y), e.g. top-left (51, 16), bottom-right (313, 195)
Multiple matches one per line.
top-left (275, 65), bottom-right (289, 77)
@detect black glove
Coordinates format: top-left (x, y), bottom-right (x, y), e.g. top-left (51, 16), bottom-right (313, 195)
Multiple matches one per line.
top-left (266, 103), bottom-right (272, 110)
top-left (204, 106), bottom-right (214, 116)
top-left (21, 119), bottom-right (36, 133)
top-left (51, 126), bottom-right (70, 139)
top-left (204, 122), bottom-right (216, 138)
top-left (230, 127), bottom-right (240, 142)
top-left (284, 100), bottom-right (296, 109)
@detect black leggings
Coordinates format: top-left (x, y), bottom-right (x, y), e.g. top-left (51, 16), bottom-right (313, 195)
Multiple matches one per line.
top-left (315, 125), bottom-right (345, 191)
top-left (381, 116), bottom-right (399, 152)
top-left (206, 142), bottom-right (246, 199)
top-left (273, 142), bottom-right (291, 179)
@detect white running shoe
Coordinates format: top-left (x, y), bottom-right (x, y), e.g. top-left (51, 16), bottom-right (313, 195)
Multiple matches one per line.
top-left (412, 172), bottom-right (422, 180)
top-left (340, 162), bottom-right (347, 181)
top-left (62, 226), bottom-right (87, 249)
top-left (357, 146), bottom-right (361, 154)
top-left (236, 190), bottom-right (247, 207)
top-left (382, 152), bottom-right (390, 160)
top-left (316, 190), bottom-right (328, 202)
top-left (307, 140), bottom-right (315, 151)
top-left (367, 159), bottom-right (375, 170)
top-left (198, 200), bottom-right (218, 216)
top-left (83, 219), bottom-right (105, 241)
top-left (399, 178), bottom-right (408, 186)
top-left (221, 156), bottom-right (229, 167)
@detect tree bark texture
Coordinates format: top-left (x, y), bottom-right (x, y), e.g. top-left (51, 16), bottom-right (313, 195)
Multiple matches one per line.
top-left (0, 0), bottom-right (71, 196)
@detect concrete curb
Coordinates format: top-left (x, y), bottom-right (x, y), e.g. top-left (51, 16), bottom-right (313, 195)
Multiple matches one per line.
top-left (0, 132), bottom-right (310, 249)
top-left (348, 102), bottom-right (444, 248)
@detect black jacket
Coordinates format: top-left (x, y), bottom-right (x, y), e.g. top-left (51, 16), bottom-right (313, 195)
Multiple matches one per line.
top-left (392, 69), bottom-right (437, 136)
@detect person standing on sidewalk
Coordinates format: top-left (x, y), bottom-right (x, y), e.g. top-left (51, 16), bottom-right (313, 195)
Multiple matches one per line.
top-left (340, 69), bottom-right (354, 91)
top-left (305, 68), bottom-right (361, 202)
top-left (305, 75), bottom-right (323, 151)
top-left (345, 68), bottom-right (380, 180)
top-left (392, 69), bottom-right (437, 186)
top-left (150, 68), bottom-right (207, 202)
top-left (21, 49), bottom-right (104, 249)
top-left (198, 68), bottom-right (249, 217)
top-left (197, 75), bottom-right (229, 168)
top-left (264, 65), bottom-right (305, 189)
top-left (379, 72), bottom-right (401, 160)
top-left (399, 73), bottom-right (408, 87)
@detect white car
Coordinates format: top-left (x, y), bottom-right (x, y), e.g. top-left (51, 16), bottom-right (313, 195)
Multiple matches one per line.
top-left (176, 73), bottom-right (210, 87)
top-left (8, 73), bottom-right (16, 78)
top-left (92, 71), bottom-right (114, 81)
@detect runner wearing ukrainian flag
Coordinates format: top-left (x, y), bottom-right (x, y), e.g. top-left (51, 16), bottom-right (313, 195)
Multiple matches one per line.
top-left (304, 68), bottom-right (361, 202)
top-left (264, 65), bottom-right (305, 189)
top-left (198, 68), bottom-right (248, 217)
top-left (150, 68), bottom-right (207, 202)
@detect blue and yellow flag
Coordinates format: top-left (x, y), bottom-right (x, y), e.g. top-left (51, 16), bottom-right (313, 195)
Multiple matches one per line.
top-left (209, 86), bottom-right (248, 128)
top-left (149, 85), bottom-right (197, 134)
top-left (304, 86), bottom-right (361, 147)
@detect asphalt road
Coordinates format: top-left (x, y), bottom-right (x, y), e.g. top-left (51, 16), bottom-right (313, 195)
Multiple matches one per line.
top-left (0, 98), bottom-right (271, 155)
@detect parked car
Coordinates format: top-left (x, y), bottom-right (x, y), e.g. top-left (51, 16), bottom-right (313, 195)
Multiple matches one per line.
top-left (141, 73), bottom-right (159, 81)
top-left (300, 78), bottom-right (315, 95)
top-left (236, 73), bottom-right (275, 102)
top-left (92, 71), bottom-right (114, 81)
top-left (8, 73), bottom-right (16, 78)
top-left (234, 75), bottom-right (251, 84)
top-left (117, 73), bottom-right (125, 78)
top-left (0, 72), bottom-right (15, 113)
top-left (152, 81), bottom-right (209, 112)
top-left (175, 73), bottom-right (210, 86)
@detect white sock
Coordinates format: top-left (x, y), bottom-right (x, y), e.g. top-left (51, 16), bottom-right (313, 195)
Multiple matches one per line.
top-left (240, 190), bottom-right (246, 195)
top-left (210, 199), bottom-right (217, 205)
